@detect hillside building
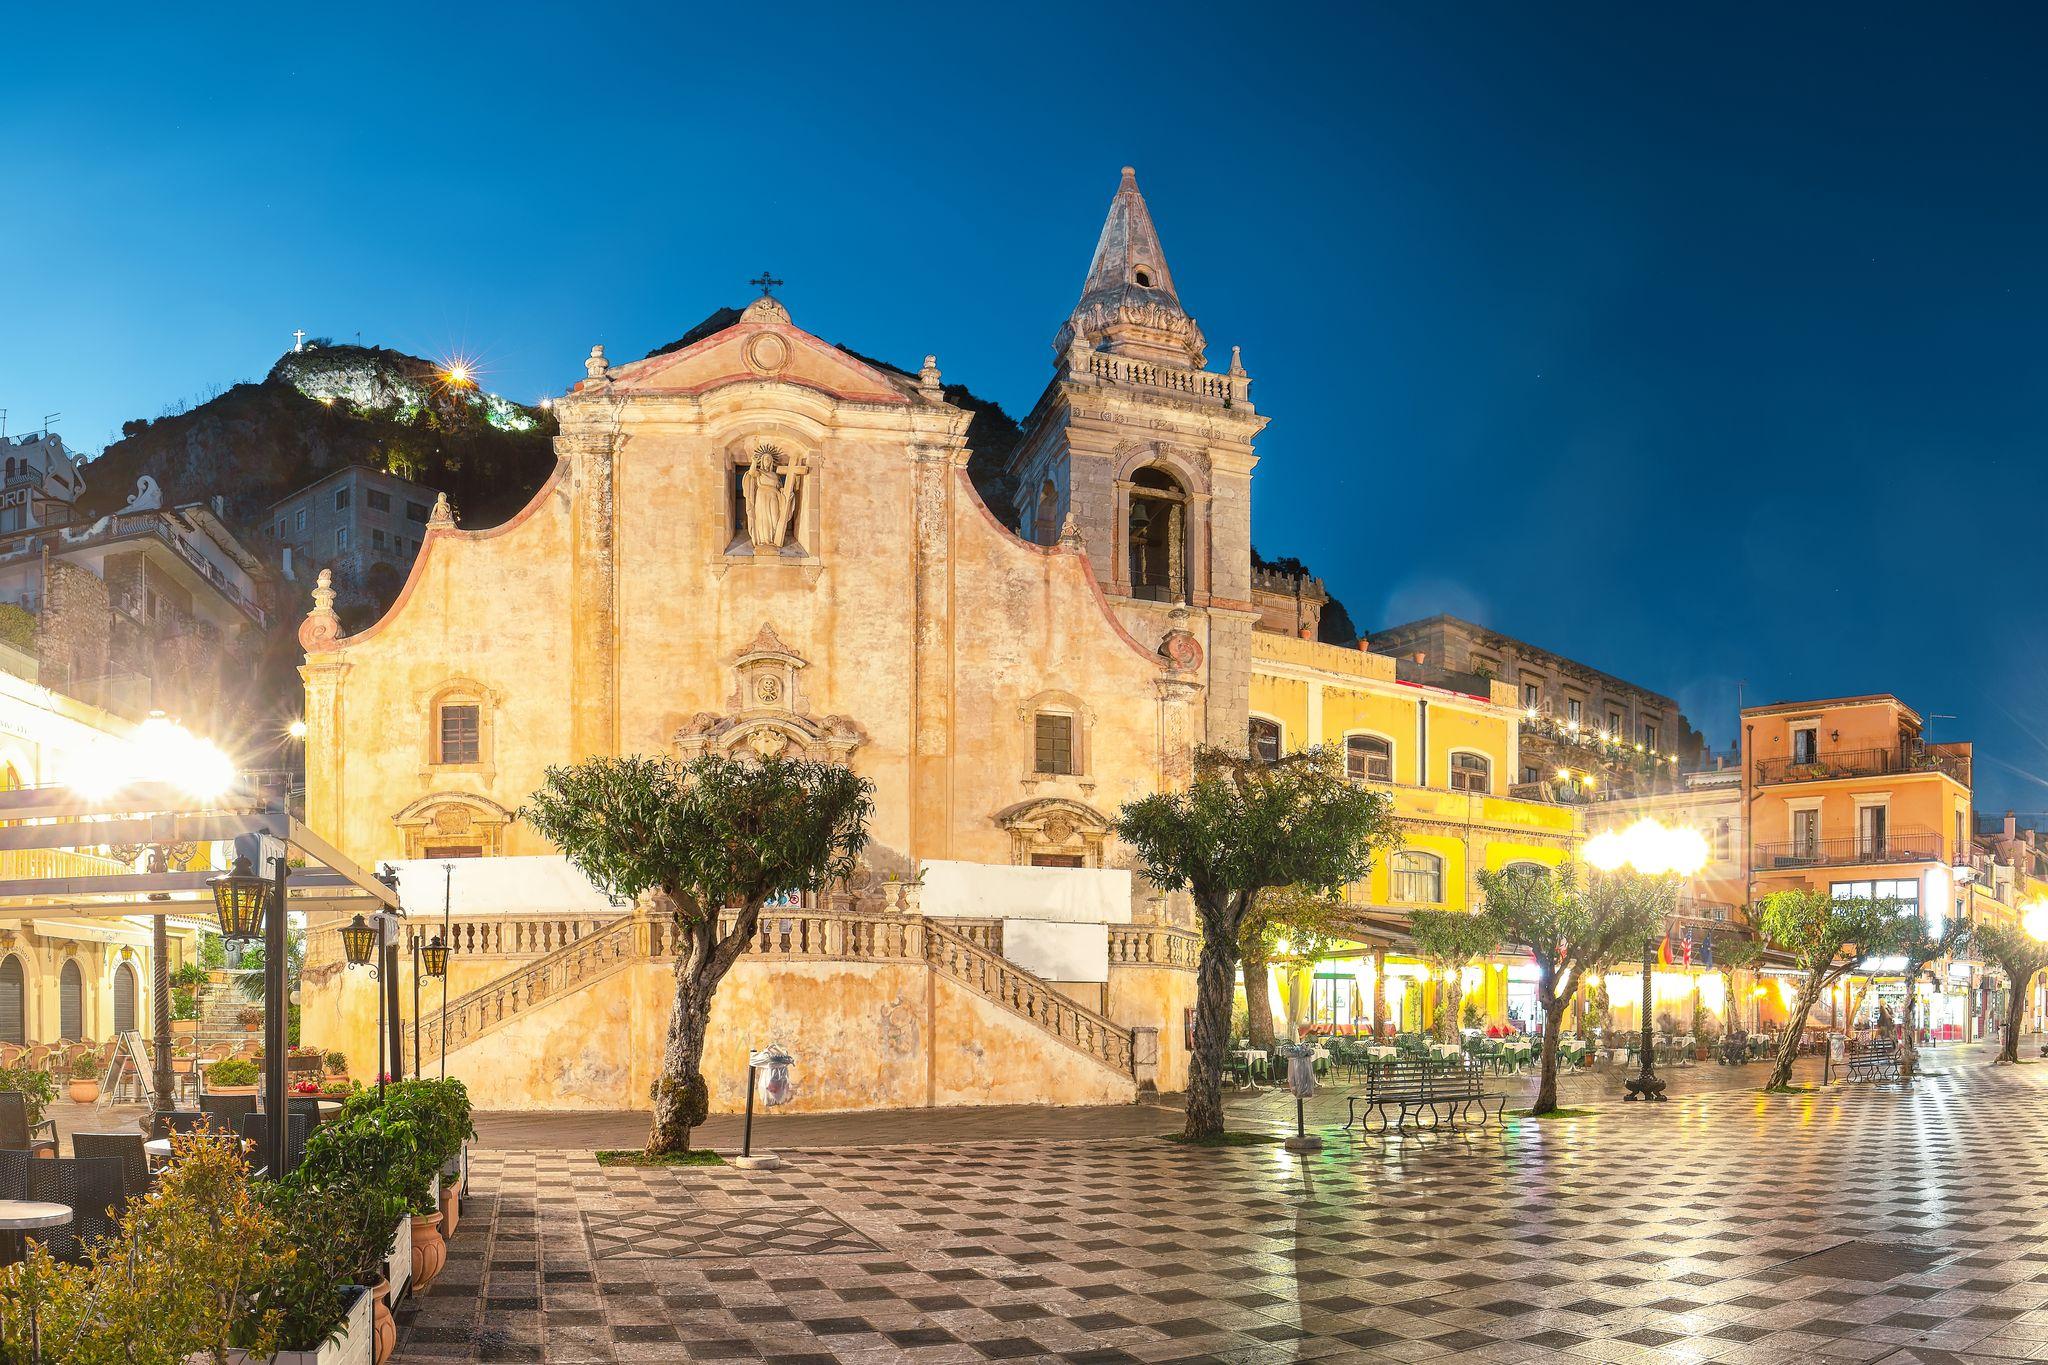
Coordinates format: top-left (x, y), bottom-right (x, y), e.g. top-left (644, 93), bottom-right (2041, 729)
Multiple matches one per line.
top-left (266, 463), bottom-right (442, 602)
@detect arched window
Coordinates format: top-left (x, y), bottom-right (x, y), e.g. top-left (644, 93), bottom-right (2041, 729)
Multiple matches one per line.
top-left (1345, 735), bottom-right (1393, 783)
top-left (1391, 850), bottom-right (1444, 904)
top-left (112, 963), bottom-right (137, 1035)
top-left (0, 956), bottom-right (22, 1046)
top-left (1449, 752), bottom-right (1491, 793)
top-left (1127, 467), bottom-right (1187, 602)
top-left (1248, 717), bottom-right (1281, 763)
top-left (1500, 860), bottom-right (1549, 881)
top-left (1035, 480), bottom-right (1060, 547)
top-left (59, 960), bottom-right (82, 1041)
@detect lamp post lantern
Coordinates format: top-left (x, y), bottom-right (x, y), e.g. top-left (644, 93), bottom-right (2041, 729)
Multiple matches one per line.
top-left (1582, 818), bottom-right (1709, 1104)
top-left (411, 932), bottom-right (446, 1078)
top-left (209, 856), bottom-right (269, 943)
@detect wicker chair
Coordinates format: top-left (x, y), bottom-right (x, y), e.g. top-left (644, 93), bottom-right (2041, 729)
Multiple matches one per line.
top-left (237, 1112), bottom-right (308, 1179)
top-left (26, 1156), bottom-right (126, 1262)
top-left (71, 1134), bottom-right (150, 1200)
top-left (0, 1093), bottom-right (55, 1157)
top-left (199, 1094), bottom-right (258, 1134)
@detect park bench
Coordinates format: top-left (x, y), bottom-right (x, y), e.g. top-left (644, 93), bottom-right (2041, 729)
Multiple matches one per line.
top-left (1846, 1036), bottom-right (1900, 1082)
top-left (1343, 1058), bottom-right (1504, 1134)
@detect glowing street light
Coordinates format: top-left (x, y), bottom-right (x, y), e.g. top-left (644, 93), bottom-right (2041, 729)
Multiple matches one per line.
top-left (73, 712), bottom-right (236, 804)
top-left (2024, 898), bottom-right (2048, 943)
top-left (1583, 817), bottom-right (1708, 1103)
top-left (287, 719), bottom-right (308, 741)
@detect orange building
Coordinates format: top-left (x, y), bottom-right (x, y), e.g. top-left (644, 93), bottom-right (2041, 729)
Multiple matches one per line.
top-left (1742, 694), bottom-right (1975, 1035)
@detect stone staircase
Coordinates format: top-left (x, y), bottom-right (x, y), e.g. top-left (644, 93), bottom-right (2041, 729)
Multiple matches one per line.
top-left (416, 908), bottom-right (1143, 1079)
top-left (192, 973), bottom-right (263, 1054)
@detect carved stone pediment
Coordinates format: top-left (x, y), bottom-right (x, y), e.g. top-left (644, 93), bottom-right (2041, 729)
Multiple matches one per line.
top-left (674, 623), bottom-right (866, 763)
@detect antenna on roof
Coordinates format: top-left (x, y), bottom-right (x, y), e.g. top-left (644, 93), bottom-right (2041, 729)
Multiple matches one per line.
top-left (40, 413), bottom-right (59, 438)
top-left (0, 410), bottom-right (7, 440)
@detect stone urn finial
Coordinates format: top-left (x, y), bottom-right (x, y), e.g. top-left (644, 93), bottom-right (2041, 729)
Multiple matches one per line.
top-left (919, 355), bottom-right (942, 395)
top-left (298, 568), bottom-right (342, 653)
top-left (1059, 511), bottom-right (1085, 550)
top-left (585, 344), bottom-right (609, 381)
top-left (428, 492), bottom-right (456, 530)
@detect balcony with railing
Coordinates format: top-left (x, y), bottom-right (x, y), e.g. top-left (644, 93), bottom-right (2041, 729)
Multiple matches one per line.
top-left (1754, 744), bottom-right (1971, 788)
top-left (1754, 828), bottom-right (1943, 871)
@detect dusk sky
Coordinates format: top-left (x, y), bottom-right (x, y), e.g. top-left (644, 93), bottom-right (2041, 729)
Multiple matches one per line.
top-left (7, 4), bottom-right (2047, 808)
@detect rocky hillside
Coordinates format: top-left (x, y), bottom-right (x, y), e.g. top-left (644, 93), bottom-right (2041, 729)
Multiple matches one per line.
top-left (83, 343), bottom-right (558, 529)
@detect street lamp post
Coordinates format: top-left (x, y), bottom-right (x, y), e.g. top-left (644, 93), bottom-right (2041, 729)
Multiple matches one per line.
top-left (411, 932), bottom-right (447, 1078)
top-left (209, 850), bottom-right (287, 1177)
top-left (1583, 818), bottom-right (1709, 1104)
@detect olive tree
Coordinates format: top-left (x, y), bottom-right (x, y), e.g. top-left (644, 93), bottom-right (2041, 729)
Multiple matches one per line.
top-left (524, 753), bottom-right (873, 1154)
top-left (1969, 921), bottom-right (2048, 1064)
top-left (1115, 745), bottom-right (1395, 1140)
top-left (1475, 865), bottom-right (1662, 1115)
top-left (1754, 890), bottom-right (1912, 1091)
top-left (1242, 885), bottom-right (1354, 1043)
top-left (1408, 908), bottom-right (1503, 1042)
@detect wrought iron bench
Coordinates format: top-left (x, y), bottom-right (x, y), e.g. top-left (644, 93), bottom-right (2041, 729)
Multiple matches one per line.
top-left (1846, 1037), bottom-right (1901, 1082)
top-left (1343, 1058), bottom-right (1504, 1133)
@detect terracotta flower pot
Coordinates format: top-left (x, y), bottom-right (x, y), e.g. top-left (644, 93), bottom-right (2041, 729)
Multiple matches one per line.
top-left (370, 1279), bottom-right (397, 1365)
top-left (439, 1177), bottom-right (461, 1238)
top-left (66, 1080), bottom-right (99, 1104)
top-left (408, 1211), bottom-right (447, 1293)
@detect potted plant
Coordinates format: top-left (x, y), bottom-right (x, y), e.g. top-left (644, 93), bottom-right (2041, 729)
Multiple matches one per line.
top-left (207, 1057), bottom-right (261, 1095)
top-left (288, 1046), bottom-right (325, 1076)
top-left (0, 1064), bottom-right (56, 1128)
top-left (324, 1050), bottom-right (349, 1077)
top-left (66, 1053), bottom-right (99, 1104)
top-left (239, 1006), bottom-right (266, 1033)
top-left (243, 1179), bottom-right (403, 1365)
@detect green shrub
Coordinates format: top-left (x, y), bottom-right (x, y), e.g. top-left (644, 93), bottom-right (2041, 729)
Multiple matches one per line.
top-left (248, 1178), bottom-right (402, 1351)
top-left (69, 1054), bottom-right (98, 1081)
top-left (324, 1050), bottom-right (348, 1073)
top-left (0, 604), bottom-right (35, 653)
top-left (169, 961), bottom-right (207, 990)
top-left (207, 1058), bottom-right (259, 1087)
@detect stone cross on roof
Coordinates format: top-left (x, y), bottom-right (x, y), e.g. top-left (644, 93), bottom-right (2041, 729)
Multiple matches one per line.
top-left (749, 271), bottom-right (784, 298)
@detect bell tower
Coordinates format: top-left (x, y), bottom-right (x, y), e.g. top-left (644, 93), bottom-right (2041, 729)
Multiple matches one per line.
top-left (1011, 168), bottom-right (1265, 751)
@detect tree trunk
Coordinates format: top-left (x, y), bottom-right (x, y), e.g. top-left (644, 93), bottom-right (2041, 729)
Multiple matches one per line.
top-left (1900, 978), bottom-right (1919, 1080)
top-left (1241, 940), bottom-right (1275, 1050)
top-left (1370, 951), bottom-right (1386, 1040)
top-left (1999, 980), bottom-right (2027, 1064)
top-left (1184, 897), bottom-right (1241, 1141)
top-left (646, 902), bottom-right (763, 1155)
top-left (1765, 974), bottom-right (1823, 1091)
top-left (1532, 993), bottom-right (1568, 1114)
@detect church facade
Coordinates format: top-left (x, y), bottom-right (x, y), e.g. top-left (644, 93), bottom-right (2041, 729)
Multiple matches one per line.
top-left (297, 170), bottom-right (1262, 1109)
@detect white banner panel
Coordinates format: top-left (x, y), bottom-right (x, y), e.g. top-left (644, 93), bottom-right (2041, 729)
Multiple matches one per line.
top-left (918, 860), bottom-right (1132, 925)
top-left (1001, 918), bottom-right (1110, 984)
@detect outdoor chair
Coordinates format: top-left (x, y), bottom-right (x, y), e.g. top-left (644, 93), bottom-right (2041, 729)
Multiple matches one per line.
top-left (237, 1111), bottom-right (309, 1178)
top-left (27, 1156), bottom-right (127, 1262)
top-left (284, 1095), bottom-right (332, 1132)
top-left (0, 1149), bottom-right (31, 1200)
top-left (71, 1133), bottom-right (151, 1200)
top-left (155, 1109), bottom-right (212, 1138)
top-left (0, 1093), bottom-right (55, 1157)
top-left (200, 1093), bottom-right (258, 1134)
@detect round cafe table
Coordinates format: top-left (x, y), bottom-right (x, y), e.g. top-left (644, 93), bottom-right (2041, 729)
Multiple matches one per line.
top-left (0, 1201), bottom-right (71, 1266)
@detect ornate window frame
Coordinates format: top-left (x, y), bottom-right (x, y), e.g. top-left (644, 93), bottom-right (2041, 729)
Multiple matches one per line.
top-left (1018, 689), bottom-right (1095, 789)
top-left (672, 624), bottom-right (867, 764)
top-left (1342, 730), bottom-right (1396, 784)
top-left (1446, 748), bottom-right (1493, 795)
top-left (994, 797), bottom-right (1113, 868)
top-left (419, 676), bottom-right (500, 782)
top-left (395, 791), bottom-right (515, 859)
top-left (1390, 849), bottom-right (1445, 905)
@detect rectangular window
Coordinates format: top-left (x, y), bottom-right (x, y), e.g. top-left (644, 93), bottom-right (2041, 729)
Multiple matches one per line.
top-left (1858, 804), bottom-right (1888, 858)
top-left (336, 527), bottom-right (350, 552)
top-left (1642, 722), bottom-right (1659, 749)
top-left (1030, 854), bottom-right (1084, 868)
top-left (1249, 719), bottom-right (1281, 763)
top-left (1521, 682), bottom-right (1542, 710)
top-left (1792, 808), bottom-right (1820, 859)
top-left (1607, 709), bottom-right (1623, 738)
top-left (372, 529), bottom-right (386, 549)
top-left (1792, 726), bottom-right (1819, 764)
top-left (1714, 818), bottom-right (1733, 862)
top-left (294, 509), bottom-right (307, 533)
top-left (367, 490), bottom-right (391, 512)
top-left (438, 705), bottom-right (481, 765)
top-left (1567, 698), bottom-right (1582, 725)
top-left (1034, 713), bottom-right (1075, 775)
top-left (1521, 765), bottom-right (1539, 785)
top-left (1831, 878), bottom-right (1918, 916)
top-left (406, 501), bottom-right (430, 523)
top-left (334, 487), bottom-right (351, 510)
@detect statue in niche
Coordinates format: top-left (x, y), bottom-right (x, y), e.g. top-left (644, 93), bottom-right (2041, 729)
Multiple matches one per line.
top-left (742, 443), bottom-right (807, 549)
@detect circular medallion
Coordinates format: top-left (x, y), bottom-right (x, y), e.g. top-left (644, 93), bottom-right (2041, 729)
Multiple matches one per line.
top-left (744, 333), bottom-right (789, 375)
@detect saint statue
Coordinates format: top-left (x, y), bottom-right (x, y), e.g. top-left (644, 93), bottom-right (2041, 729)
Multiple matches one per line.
top-left (742, 444), bottom-right (806, 549)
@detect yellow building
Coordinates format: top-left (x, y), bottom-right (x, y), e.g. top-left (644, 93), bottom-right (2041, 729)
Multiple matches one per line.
top-left (1246, 633), bottom-right (1579, 1033)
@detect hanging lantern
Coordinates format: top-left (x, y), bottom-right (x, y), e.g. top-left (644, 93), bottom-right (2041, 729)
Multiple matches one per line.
top-left (421, 934), bottom-right (449, 979)
top-left (340, 914), bottom-right (377, 969)
top-left (208, 856), bottom-right (269, 943)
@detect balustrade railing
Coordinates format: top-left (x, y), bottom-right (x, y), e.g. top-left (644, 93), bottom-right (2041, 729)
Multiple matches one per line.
top-left (417, 913), bottom-right (638, 1060)
top-left (1107, 923), bottom-right (1202, 969)
top-left (924, 919), bottom-right (1135, 1076)
top-left (439, 913), bottom-right (621, 959)
top-left (1084, 353), bottom-right (1241, 405)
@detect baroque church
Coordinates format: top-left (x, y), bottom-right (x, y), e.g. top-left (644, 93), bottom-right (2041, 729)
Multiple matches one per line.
top-left (296, 169), bottom-right (1269, 1111)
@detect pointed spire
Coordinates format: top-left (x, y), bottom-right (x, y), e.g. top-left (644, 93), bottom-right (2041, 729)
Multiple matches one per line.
top-left (1054, 167), bottom-right (1206, 368)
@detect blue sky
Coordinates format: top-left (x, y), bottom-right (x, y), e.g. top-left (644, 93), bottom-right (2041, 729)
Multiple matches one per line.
top-left (6, 4), bottom-right (2048, 807)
